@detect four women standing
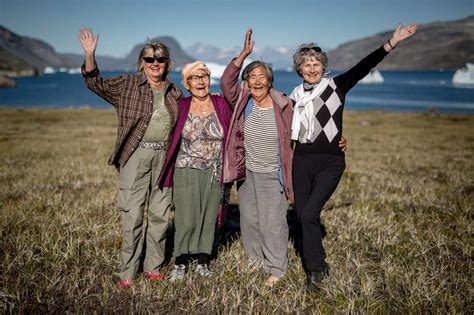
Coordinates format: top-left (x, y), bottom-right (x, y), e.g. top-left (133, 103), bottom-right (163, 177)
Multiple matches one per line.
top-left (79, 23), bottom-right (417, 290)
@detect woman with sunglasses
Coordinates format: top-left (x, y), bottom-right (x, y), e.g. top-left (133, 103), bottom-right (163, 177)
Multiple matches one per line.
top-left (290, 23), bottom-right (417, 292)
top-left (78, 27), bottom-right (182, 288)
top-left (157, 61), bottom-right (232, 281)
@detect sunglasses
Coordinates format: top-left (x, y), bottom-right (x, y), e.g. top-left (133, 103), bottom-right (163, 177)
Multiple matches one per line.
top-left (143, 56), bottom-right (169, 64)
top-left (300, 46), bottom-right (322, 53)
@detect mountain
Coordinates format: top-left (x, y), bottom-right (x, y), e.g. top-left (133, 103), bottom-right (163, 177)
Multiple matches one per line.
top-left (0, 46), bottom-right (37, 77)
top-left (60, 53), bottom-right (125, 70)
top-left (186, 43), bottom-right (295, 70)
top-left (0, 26), bottom-right (195, 75)
top-left (0, 25), bottom-right (75, 72)
top-left (327, 16), bottom-right (474, 70)
top-left (1, 15), bottom-right (472, 77)
top-left (187, 16), bottom-right (473, 71)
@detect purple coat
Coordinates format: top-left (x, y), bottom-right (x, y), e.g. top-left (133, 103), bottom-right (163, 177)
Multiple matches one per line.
top-left (220, 60), bottom-right (294, 201)
top-left (156, 94), bottom-right (232, 189)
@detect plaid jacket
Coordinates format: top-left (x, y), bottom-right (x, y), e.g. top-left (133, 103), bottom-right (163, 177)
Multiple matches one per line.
top-left (82, 65), bottom-right (182, 169)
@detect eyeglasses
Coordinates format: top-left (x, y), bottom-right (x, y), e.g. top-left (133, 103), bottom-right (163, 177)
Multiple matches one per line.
top-left (143, 56), bottom-right (168, 64)
top-left (300, 46), bottom-right (322, 53)
top-left (187, 74), bottom-right (210, 82)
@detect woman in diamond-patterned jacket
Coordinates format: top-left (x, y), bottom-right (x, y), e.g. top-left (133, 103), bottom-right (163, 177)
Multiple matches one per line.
top-left (290, 23), bottom-right (418, 292)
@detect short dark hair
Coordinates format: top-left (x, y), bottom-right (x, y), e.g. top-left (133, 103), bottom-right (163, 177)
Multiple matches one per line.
top-left (241, 61), bottom-right (274, 86)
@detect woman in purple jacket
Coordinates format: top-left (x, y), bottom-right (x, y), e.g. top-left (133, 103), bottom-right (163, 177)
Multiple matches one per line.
top-left (220, 29), bottom-right (295, 287)
top-left (157, 62), bottom-right (232, 281)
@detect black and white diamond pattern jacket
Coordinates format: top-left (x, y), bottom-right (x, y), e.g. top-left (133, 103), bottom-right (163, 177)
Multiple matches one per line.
top-left (294, 45), bottom-right (389, 157)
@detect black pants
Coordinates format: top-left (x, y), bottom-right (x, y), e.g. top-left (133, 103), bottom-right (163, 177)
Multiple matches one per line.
top-left (292, 154), bottom-right (345, 272)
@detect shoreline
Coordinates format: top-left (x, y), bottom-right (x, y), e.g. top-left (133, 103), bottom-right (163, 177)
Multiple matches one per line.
top-left (1, 106), bottom-right (473, 115)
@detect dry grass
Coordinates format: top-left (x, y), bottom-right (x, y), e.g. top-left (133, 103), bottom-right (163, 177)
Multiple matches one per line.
top-left (1, 108), bottom-right (472, 313)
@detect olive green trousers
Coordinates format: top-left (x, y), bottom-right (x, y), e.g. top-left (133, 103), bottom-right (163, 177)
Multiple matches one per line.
top-left (172, 167), bottom-right (221, 257)
top-left (117, 147), bottom-right (171, 280)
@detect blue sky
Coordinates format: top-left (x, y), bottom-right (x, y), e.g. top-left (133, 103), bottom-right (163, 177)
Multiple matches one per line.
top-left (1, 0), bottom-right (472, 57)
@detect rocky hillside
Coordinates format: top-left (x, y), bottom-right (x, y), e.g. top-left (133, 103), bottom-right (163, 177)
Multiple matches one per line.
top-left (1, 15), bottom-right (472, 76)
top-left (0, 26), bottom-right (75, 73)
top-left (0, 46), bottom-right (37, 77)
top-left (0, 26), bottom-right (195, 75)
top-left (327, 16), bottom-right (474, 70)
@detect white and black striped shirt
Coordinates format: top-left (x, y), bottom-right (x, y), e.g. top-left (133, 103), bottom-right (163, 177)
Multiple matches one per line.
top-left (244, 103), bottom-right (279, 173)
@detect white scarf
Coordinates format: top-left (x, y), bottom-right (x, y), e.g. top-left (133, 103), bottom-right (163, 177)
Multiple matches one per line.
top-left (290, 77), bottom-right (330, 143)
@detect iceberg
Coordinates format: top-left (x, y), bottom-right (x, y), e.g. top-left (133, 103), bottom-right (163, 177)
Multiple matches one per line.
top-left (205, 62), bottom-right (226, 85)
top-left (67, 67), bottom-right (82, 74)
top-left (43, 66), bottom-right (56, 74)
top-left (360, 69), bottom-right (384, 84)
top-left (452, 63), bottom-right (474, 85)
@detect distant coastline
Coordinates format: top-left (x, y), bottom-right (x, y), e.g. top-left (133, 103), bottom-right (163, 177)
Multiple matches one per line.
top-left (1, 16), bottom-right (473, 77)
top-left (1, 70), bottom-right (472, 113)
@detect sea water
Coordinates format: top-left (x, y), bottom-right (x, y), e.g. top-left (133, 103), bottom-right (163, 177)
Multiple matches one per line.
top-left (0, 70), bottom-right (473, 113)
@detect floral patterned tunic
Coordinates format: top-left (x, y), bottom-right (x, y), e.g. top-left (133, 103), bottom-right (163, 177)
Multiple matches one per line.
top-left (176, 111), bottom-right (224, 173)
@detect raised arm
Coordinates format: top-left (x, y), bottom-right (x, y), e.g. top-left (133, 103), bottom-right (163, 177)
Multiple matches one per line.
top-left (221, 28), bottom-right (255, 107)
top-left (77, 27), bottom-right (125, 107)
top-left (233, 28), bottom-right (255, 67)
top-left (337, 23), bottom-right (418, 93)
top-left (77, 27), bottom-right (99, 72)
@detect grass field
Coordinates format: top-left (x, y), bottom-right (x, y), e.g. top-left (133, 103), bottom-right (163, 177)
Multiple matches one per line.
top-left (1, 108), bottom-right (472, 313)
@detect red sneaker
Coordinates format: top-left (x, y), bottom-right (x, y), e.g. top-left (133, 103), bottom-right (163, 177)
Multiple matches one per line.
top-left (144, 270), bottom-right (165, 281)
top-left (118, 279), bottom-right (134, 289)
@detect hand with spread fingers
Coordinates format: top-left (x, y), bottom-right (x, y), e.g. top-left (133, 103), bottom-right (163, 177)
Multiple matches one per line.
top-left (77, 27), bottom-right (99, 55)
top-left (234, 27), bottom-right (256, 67)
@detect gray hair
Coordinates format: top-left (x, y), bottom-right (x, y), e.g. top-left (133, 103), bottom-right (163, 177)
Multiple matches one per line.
top-left (241, 61), bottom-right (274, 86)
top-left (136, 40), bottom-right (172, 77)
top-left (293, 43), bottom-right (328, 77)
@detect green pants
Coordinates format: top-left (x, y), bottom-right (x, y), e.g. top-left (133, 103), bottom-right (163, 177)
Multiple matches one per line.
top-left (117, 147), bottom-right (171, 280)
top-left (173, 167), bottom-right (222, 257)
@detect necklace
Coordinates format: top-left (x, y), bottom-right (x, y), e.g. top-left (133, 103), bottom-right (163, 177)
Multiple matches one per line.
top-left (191, 96), bottom-right (212, 115)
top-left (200, 105), bottom-right (208, 114)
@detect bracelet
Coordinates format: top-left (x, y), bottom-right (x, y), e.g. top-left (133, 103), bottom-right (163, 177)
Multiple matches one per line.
top-left (387, 39), bottom-right (394, 49)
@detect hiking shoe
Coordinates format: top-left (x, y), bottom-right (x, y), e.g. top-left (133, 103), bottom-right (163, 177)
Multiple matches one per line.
top-left (118, 279), bottom-right (134, 289)
top-left (170, 264), bottom-right (186, 282)
top-left (144, 270), bottom-right (165, 282)
top-left (306, 269), bottom-right (329, 292)
top-left (195, 264), bottom-right (212, 277)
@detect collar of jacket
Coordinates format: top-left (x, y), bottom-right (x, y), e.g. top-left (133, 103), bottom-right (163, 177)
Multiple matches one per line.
top-left (238, 86), bottom-right (290, 119)
top-left (268, 88), bottom-right (291, 109)
top-left (239, 77), bottom-right (290, 110)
